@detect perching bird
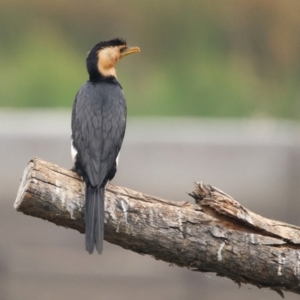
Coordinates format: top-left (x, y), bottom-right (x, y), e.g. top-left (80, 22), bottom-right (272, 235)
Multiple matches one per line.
top-left (71, 38), bottom-right (140, 254)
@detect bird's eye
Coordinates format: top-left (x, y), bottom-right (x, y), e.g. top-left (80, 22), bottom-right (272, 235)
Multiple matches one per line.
top-left (120, 46), bottom-right (127, 53)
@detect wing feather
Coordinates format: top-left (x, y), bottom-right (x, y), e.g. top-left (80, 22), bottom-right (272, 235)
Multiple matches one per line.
top-left (72, 81), bottom-right (126, 187)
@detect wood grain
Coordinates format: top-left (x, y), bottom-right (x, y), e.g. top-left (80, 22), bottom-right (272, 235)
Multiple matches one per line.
top-left (15, 158), bottom-right (300, 297)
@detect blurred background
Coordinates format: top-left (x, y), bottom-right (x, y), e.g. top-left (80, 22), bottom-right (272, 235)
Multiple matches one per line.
top-left (1, 0), bottom-right (300, 299)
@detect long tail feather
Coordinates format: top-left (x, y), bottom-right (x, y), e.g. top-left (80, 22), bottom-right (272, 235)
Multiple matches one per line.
top-left (85, 185), bottom-right (104, 254)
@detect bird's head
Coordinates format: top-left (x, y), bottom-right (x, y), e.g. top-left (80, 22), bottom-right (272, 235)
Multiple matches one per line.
top-left (86, 38), bottom-right (140, 81)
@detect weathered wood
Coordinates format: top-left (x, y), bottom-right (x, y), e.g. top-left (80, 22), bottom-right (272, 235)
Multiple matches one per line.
top-left (15, 158), bottom-right (300, 297)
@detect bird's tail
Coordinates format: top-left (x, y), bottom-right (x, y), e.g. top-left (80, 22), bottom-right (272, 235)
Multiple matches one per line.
top-left (85, 185), bottom-right (104, 254)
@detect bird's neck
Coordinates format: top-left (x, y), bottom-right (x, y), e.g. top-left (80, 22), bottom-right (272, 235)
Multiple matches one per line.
top-left (89, 70), bottom-right (117, 82)
top-left (98, 65), bottom-right (117, 78)
top-left (89, 73), bottom-right (118, 84)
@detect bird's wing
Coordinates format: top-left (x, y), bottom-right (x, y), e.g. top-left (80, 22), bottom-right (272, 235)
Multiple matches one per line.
top-left (72, 82), bottom-right (126, 187)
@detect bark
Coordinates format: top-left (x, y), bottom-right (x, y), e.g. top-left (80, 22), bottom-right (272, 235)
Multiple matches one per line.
top-left (15, 158), bottom-right (300, 297)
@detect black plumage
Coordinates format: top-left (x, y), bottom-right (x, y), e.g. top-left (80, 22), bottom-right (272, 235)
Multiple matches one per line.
top-left (71, 39), bottom-right (139, 254)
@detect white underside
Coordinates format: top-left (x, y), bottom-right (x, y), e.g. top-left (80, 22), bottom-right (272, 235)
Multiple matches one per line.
top-left (71, 139), bottom-right (120, 166)
top-left (71, 139), bottom-right (77, 163)
top-left (116, 152), bottom-right (120, 166)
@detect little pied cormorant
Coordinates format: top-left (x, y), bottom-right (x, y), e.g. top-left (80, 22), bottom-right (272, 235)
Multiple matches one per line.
top-left (71, 38), bottom-right (140, 254)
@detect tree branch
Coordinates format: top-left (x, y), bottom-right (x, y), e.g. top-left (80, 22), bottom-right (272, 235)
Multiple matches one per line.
top-left (15, 158), bottom-right (300, 297)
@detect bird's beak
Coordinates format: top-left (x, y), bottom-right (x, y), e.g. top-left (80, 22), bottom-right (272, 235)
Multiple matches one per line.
top-left (120, 46), bottom-right (140, 58)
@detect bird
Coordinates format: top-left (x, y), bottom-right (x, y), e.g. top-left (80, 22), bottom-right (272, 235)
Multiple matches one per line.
top-left (71, 38), bottom-right (140, 254)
